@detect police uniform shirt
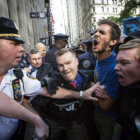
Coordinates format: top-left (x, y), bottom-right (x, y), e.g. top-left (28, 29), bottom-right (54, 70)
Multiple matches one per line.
top-left (0, 68), bottom-right (43, 139)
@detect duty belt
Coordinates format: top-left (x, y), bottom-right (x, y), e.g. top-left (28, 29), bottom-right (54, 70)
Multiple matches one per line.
top-left (52, 100), bottom-right (82, 112)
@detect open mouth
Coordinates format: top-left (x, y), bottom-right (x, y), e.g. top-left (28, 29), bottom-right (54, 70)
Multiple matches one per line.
top-left (94, 40), bottom-right (98, 46)
top-left (118, 74), bottom-right (123, 79)
top-left (16, 56), bottom-right (22, 60)
top-left (118, 74), bottom-right (124, 83)
top-left (92, 40), bottom-right (99, 49)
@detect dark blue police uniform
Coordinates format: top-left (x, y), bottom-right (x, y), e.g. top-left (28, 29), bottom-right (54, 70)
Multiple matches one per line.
top-left (45, 33), bottom-right (69, 71)
top-left (31, 70), bottom-right (94, 140)
top-left (78, 38), bottom-right (96, 71)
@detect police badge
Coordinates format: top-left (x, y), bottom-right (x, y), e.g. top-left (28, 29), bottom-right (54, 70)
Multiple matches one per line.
top-left (12, 79), bottom-right (22, 102)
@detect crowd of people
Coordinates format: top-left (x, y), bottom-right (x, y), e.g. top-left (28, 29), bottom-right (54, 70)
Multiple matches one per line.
top-left (0, 16), bottom-right (140, 140)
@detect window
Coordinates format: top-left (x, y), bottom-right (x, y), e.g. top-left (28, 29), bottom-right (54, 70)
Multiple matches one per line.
top-left (113, 8), bottom-right (115, 13)
top-left (112, 0), bottom-right (114, 4)
top-left (93, 17), bottom-right (96, 22)
top-left (93, 7), bottom-right (95, 12)
top-left (101, 0), bottom-right (104, 4)
top-left (107, 7), bottom-right (109, 12)
top-left (93, 25), bottom-right (96, 30)
top-left (107, 0), bottom-right (108, 4)
top-left (101, 7), bottom-right (104, 12)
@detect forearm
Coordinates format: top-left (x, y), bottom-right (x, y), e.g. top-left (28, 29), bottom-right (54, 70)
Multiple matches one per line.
top-left (41, 83), bottom-right (99, 101)
top-left (41, 87), bottom-right (80, 99)
top-left (0, 92), bottom-right (41, 125)
top-left (22, 98), bottom-right (39, 115)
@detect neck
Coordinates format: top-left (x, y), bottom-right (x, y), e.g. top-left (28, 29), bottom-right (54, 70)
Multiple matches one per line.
top-left (0, 68), bottom-right (8, 84)
top-left (97, 51), bottom-right (112, 61)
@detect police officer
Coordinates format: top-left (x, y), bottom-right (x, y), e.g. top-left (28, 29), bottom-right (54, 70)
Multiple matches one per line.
top-left (0, 17), bottom-right (49, 140)
top-left (78, 38), bottom-right (96, 71)
top-left (41, 48), bottom-right (103, 140)
top-left (45, 33), bottom-right (69, 71)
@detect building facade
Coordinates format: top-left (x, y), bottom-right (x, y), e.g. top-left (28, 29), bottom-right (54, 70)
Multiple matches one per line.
top-left (67, 0), bottom-right (139, 46)
top-left (0, 0), bottom-right (49, 52)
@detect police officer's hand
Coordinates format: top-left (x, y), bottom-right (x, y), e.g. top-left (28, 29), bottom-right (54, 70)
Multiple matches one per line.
top-left (33, 116), bottom-right (49, 140)
top-left (41, 75), bottom-right (58, 95)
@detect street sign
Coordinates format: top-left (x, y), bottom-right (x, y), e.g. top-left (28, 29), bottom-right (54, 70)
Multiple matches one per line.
top-left (30, 12), bottom-right (47, 19)
top-left (30, 12), bottom-right (39, 18)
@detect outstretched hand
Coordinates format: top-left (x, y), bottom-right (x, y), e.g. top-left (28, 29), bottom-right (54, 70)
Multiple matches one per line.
top-left (82, 82), bottom-right (100, 101)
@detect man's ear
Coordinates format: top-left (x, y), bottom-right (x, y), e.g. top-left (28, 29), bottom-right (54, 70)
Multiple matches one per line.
top-left (76, 57), bottom-right (79, 65)
top-left (28, 57), bottom-right (31, 63)
top-left (110, 40), bottom-right (117, 46)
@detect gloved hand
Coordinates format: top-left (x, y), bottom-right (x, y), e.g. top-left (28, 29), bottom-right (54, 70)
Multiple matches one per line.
top-left (41, 75), bottom-right (58, 95)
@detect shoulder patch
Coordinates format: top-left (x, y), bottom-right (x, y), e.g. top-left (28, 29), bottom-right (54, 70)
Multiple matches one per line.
top-left (82, 59), bottom-right (91, 69)
top-left (26, 73), bottom-right (37, 80)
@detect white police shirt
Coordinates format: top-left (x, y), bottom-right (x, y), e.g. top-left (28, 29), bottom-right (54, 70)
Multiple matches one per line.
top-left (0, 68), bottom-right (43, 140)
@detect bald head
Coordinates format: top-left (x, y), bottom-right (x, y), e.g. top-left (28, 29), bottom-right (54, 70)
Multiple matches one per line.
top-left (36, 42), bottom-right (46, 57)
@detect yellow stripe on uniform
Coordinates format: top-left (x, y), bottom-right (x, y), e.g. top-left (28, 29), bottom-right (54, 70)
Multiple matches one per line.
top-left (0, 33), bottom-right (21, 38)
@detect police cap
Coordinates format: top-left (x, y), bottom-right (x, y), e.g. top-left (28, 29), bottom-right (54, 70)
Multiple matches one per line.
top-left (124, 31), bottom-right (140, 43)
top-left (0, 17), bottom-right (25, 44)
top-left (86, 38), bottom-right (93, 43)
top-left (53, 33), bottom-right (69, 43)
top-left (84, 38), bottom-right (92, 44)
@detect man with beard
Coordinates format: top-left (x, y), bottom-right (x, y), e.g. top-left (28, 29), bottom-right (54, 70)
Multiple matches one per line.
top-left (92, 19), bottom-right (121, 140)
top-left (115, 39), bottom-right (140, 140)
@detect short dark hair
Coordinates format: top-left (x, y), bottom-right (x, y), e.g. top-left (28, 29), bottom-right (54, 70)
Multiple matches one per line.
top-left (98, 19), bottom-right (121, 42)
top-left (29, 49), bottom-right (39, 56)
top-left (55, 48), bottom-right (76, 57)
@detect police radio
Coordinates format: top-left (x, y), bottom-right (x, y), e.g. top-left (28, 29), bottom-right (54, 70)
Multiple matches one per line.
top-left (13, 67), bottom-right (24, 79)
top-left (12, 67), bottom-right (24, 102)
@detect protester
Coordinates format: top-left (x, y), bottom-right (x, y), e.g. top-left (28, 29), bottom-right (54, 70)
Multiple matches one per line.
top-left (115, 39), bottom-right (140, 140)
top-left (92, 19), bottom-right (121, 140)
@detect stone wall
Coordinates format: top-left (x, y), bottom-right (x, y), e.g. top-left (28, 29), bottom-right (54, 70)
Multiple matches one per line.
top-left (0, 0), bottom-right (47, 52)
